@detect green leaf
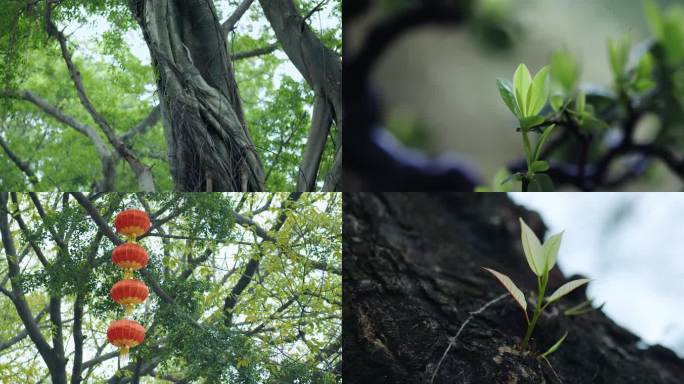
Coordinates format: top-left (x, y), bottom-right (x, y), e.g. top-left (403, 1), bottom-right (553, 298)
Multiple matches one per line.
top-left (492, 168), bottom-right (514, 192)
top-left (530, 160), bottom-right (549, 173)
top-left (608, 35), bottom-right (630, 79)
top-left (532, 124), bottom-right (556, 162)
top-left (550, 49), bottom-right (580, 92)
top-left (497, 78), bottom-right (520, 117)
top-left (662, 15), bottom-right (684, 65)
top-left (541, 331), bottom-right (568, 358)
top-left (550, 94), bottom-right (564, 112)
top-left (644, 0), bottom-right (664, 39)
top-left (636, 52), bottom-right (654, 80)
top-left (482, 267), bottom-right (527, 314)
top-left (527, 66), bottom-right (550, 116)
top-left (501, 172), bottom-right (524, 186)
top-left (546, 278), bottom-right (591, 304)
top-left (513, 63), bottom-right (532, 116)
top-left (519, 218), bottom-right (544, 276)
top-left (520, 115), bottom-right (545, 131)
top-left (541, 231), bottom-right (563, 273)
top-left (575, 91), bottom-right (586, 115)
top-left (528, 173), bottom-right (555, 192)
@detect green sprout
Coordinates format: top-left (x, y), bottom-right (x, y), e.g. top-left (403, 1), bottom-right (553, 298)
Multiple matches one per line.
top-left (497, 64), bottom-right (556, 191)
top-left (483, 218), bottom-right (591, 354)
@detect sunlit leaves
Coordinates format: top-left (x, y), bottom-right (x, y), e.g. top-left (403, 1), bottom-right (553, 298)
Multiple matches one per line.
top-left (528, 66), bottom-right (550, 117)
top-left (497, 78), bottom-right (519, 117)
top-left (513, 63), bottom-right (532, 116)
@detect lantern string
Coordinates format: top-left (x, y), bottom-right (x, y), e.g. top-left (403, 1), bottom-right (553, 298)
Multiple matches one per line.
top-left (119, 346), bottom-right (129, 367)
top-left (110, 209), bottom-right (151, 371)
top-left (124, 304), bottom-right (134, 318)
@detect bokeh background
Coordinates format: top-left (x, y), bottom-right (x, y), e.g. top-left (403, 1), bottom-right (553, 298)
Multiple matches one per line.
top-left (347, 0), bottom-right (681, 190)
top-left (510, 192), bottom-right (684, 356)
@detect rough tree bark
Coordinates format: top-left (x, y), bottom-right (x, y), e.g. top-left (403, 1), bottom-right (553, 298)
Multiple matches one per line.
top-left (128, 0), bottom-right (264, 191)
top-left (344, 193), bottom-right (684, 383)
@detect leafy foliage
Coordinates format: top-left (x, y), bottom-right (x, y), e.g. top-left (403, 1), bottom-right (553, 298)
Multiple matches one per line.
top-left (0, 1), bottom-right (341, 191)
top-left (0, 193), bottom-right (341, 383)
top-left (491, 0), bottom-right (684, 192)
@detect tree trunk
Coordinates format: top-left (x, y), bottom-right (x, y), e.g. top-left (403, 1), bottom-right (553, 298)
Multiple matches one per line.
top-left (343, 193), bottom-right (684, 383)
top-left (128, 0), bottom-right (264, 191)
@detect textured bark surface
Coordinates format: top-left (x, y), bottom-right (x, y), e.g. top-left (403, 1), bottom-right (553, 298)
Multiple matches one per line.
top-left (129, 0), bottom-right (264, 191)
top-left (343, 193), bottom-right (684, 383)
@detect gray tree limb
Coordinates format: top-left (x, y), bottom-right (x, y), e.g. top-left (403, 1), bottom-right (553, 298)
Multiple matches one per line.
top-left (221, 0), bottom-right (255, 34)
top-left (259, 0), bottom-right (342, 191)
top-left (121, 105), bottom-right (161, 144)
top-left (296, 92), bottom-right (333, 191)
top-left (232, 42), bottom-right (279, 60)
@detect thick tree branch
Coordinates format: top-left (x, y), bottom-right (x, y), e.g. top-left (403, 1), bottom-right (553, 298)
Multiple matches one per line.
top-left (259, 0), bottom-right (341, 190)
top-left (232, 42), bottom-right (279, 60)
top-left (322, 146), bottom-right (341, 191)
top-left (121, 105), bottom-right (161, 144)
top-left (222, 0), bottom-right (255, 35)
top-left (297, 93), bottom-right (333, 191)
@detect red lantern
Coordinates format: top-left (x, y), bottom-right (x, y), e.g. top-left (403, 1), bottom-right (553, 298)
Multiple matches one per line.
top-left (111, 279), bottom-right (149, 316)
top-left (107, 319), bottom-right (145, 357)
top-left (112, 243), bottom-right (148, 278)
top-left (114, 209), bottom-right (151, 240)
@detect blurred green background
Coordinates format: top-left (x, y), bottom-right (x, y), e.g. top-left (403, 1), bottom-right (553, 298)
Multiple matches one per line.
top-left (348, 0), bottom-right (680, 190)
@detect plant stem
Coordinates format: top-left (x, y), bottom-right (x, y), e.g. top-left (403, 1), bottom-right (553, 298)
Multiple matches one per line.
top-left (521, 127), bottom-right (532, 192)
top-left (521, 274), bottom-right (547, 349)
top-left (522, 130), bottom-right (532, 169)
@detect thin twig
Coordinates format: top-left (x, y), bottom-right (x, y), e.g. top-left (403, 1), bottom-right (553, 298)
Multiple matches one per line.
top-left (540, 355), bottom-right (564, 383)
top-left (430, 293), bottom-right (508, 383)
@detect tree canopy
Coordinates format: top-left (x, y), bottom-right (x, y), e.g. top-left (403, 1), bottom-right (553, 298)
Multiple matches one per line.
top-left (0, 192), bottom-right (341, 383)
top-left (0, 0), bottom-right (341, 191)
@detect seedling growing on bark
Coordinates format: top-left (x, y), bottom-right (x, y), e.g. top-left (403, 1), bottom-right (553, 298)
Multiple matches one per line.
top-left (483, 218), bottom-right (590, 354)
top-left (497, 64), bottom-right (556, 191)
